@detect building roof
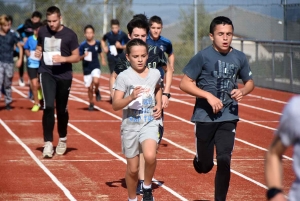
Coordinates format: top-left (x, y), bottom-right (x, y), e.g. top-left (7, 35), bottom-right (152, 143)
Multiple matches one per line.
top-left (210, 5), bottom-right (284, 40)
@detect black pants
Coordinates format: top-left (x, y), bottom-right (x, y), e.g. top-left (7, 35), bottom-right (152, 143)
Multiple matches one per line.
top-left (40, 73), bottom-right (72, 142)
top-left (193, 120), bottom-right (237, 201)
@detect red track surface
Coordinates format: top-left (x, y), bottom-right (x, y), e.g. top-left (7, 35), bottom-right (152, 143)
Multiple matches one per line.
top-left (0, 73), bottom-right (296, 200)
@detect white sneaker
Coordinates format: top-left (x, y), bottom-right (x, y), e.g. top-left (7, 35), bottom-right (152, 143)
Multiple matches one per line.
top-left (56, 139), bottom-right (67, 155)
top-left (19, 78), bottom-right (25, 87)
top-left (43, 141), bottom-right (54, 158)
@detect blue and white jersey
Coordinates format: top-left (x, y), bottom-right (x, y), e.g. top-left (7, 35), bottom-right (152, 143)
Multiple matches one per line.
top-left (79, 40), bottom-right (102, 75)
top-left (146, 34), bottom-right (173, 55)
top-left (102, 30), bottom-right (129, 59)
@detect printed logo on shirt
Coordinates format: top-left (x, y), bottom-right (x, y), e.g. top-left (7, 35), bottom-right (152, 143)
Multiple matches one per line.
top-left (95, 45), bottom-right (98, 51)
top-left (160, 45), bottom-right (164, 52)
top-left (44, 36), bottom-right (61, 52)
top-left (213, 60), bottom-right (238, 103)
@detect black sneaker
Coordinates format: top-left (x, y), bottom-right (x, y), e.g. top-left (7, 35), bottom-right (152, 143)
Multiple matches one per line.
top-left (6, 104), bottom-right (12, 110)
top-left (95, 90), bottom-right (101, 102)
top-left (88, 103), bottom-right (94, 111)
top-left (136, 180), bottom-right (143, 195)
top-left (142, 187), bottom-right (154, 201)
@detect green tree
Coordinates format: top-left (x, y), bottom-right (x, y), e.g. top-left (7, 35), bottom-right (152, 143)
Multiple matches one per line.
top-left (171, 3), bottom-right (212, 74)
top-left (0, 0), bottom-right (31, 29)
top-left (178, 2), bottom-right (211, 43)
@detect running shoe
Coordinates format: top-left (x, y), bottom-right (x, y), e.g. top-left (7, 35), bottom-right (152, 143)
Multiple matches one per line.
top-left (43, 141), bottom-right (54, 158)
top-left (136, 180), bottom-right (144, 195)
top-left (88, 103), bottom-right (94, 111)
top-left (56, 139), bottom-right (67, 155)
top-left (6, 104), bottom-right (12, 110)
top-left (95, 90), bottom-right (101, 102)
top-left (19, 78), bottom-right (25, 87)
top-left (142, 187), bottom-right (154, 201)
top-left (31, 104), bottom-right (40, 112)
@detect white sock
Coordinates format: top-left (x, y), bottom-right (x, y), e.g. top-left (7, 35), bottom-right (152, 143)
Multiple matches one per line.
top-left (143, 182), bottom-right (152, 189)
top-left (128, 197), bottom-right (137, 201)
top-left (60, 137), bottom-right (67, 141)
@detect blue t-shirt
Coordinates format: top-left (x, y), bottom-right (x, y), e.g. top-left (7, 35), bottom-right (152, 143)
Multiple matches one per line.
top-left (102, 30), bottom-right (129, 60)
top-left (146, 34), bottom-right (173, 55)
top-left (79, 40), bottom-right (102, 75)
top-left (0, 31), bottom-right (19, 63)
top-left (182, 45), bottom-right (253, 122)
top-left (24, 35), bottom-right (40, 68)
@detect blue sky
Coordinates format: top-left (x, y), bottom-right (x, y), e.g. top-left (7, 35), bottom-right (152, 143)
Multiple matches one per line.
top-left (130, 0), bottom-right (299, 25)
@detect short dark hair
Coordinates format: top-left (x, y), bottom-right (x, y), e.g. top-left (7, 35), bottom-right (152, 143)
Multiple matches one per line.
top-left (32, 22), bottom-right (43, 30)
top-left (133, 13), bottom-right (148, 22)
top-left (127, 17), bottom-right (149, 35)
top-left (111, 19), bottom-right (119, 26)
top-left (149, 15), bottom-right (163, 26)
top-left (84, 24), bottom-right (94, 32)
top-left (126, 38), bottom-right (148, 55)
top-left (46, 6), bottom-right (61, 17)
top-left (31, 11), bottom-right (42, 19)
top-left (7, 15), bottom-right (13, 24)
top-left (210, 16), bottom-right (234, 34)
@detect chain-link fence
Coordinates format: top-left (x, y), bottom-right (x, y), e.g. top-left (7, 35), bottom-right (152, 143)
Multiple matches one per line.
top-left (1, 0), bottom-right (299, 92)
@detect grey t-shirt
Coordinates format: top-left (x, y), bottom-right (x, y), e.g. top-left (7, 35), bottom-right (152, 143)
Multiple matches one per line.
top-left (182, 45), bottom-right (253, 122)
top-left (276, 96), bottom-right (300, 201)
top-left (115, 67), bottom-right (161, 131)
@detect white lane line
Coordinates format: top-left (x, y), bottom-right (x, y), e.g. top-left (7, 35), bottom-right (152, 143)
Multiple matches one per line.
top-left (247, 94), bottom-right (288, 104)
top-left (0, 119), bottom-right (76, 201)
top-left (67, 122), bottom-right (188, 201)
top-left (239, 103), bottom-right (282, 115)
top-left (70, 79), bottom-right (293, 161)
top-left (3, 120), bottom-right (181, 123)
top-left (12, 84), bottom-right (188, 201)
top-left (68, 90), bottom-right (269, 191)
top-left (169, 79), bottom-right (289, 104)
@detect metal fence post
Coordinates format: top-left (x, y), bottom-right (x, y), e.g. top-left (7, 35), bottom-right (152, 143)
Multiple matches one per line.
top-left (241, 39), bottom-right (244, 52)
top-left (272, 43), bottom-right (275, 88)
top-left (290, 45), bottom-right (294, 92)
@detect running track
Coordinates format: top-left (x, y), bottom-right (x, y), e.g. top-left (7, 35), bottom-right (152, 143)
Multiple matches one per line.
top-left (0, 73), bottom-right (296, 200)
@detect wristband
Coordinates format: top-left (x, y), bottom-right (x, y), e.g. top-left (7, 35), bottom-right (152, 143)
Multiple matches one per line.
top-left (162, 93), bottom-right (171, 99)
top-left (266, 188), bottom-right (283, 200)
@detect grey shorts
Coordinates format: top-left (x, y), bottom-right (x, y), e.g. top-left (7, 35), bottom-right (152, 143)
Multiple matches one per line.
top-left (121, 120), bottom-right (159, 158)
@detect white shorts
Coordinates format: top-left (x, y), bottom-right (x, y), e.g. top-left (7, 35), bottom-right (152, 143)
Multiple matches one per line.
top-left (121, 120), bottom-right (159, 158)
top-left (83, 68), bottom-right (101, 87)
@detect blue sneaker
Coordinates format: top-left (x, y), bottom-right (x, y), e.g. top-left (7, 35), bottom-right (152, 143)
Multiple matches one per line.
top-left (136, 180), bottom-right (143, 195)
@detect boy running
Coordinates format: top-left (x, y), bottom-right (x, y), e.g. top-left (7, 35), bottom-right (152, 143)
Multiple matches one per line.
top-left (113, 38), bottom-right (162, 201)
top-left (265, 96), bottom-right (300, 201)
top-left (179, 16), bottom-right (255, 201)
top-left (79, 25), bottom-right (105, 111)
top-left (16, 11), bottom-right (42, 87)
top-left (0, 15), bottom-right (23, 110)
top-left (24, 22), bottom-right (43, 112)
top-left (101, 19), bottom-right (129, 74)
top-left (147, 15), bottom-right (175, 72)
